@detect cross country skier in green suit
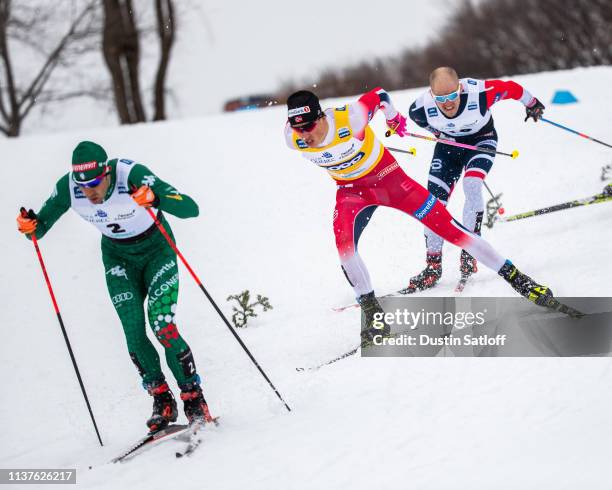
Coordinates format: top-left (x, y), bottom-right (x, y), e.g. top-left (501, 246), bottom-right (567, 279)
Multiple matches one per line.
top-left (17, 141), bottom-right (214, 432)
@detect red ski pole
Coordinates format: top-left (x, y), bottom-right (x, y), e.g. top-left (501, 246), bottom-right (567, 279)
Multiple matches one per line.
top-left (21, 208), bottom-right (103, 446)
top-left (143, 207), bottom-right (291, 412)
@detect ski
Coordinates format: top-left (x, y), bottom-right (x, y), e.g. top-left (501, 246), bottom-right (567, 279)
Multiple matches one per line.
top-left (540, 297), bottom-right (585, 319)
top-left (111, 424), bottom-right (190, 464)
top-left (332, 291), bottom-right (398, 312)
top-left (454, 276), bottom-right (469, 293)
top-left (296, 344), bottom-right (360, 371)
top-left (488, 186), bottom-right (612, 227)
top-left (296, 333), bottom-right (404, 372)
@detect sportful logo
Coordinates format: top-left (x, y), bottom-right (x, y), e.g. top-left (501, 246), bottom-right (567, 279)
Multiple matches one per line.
top-left (296, 139), bottom-right (308, 149)
top-left (414, 194), bottom-right (437, 220)
top-left (427, 107), bottom-right (438, 117)
top-left (73, 161), bottom-right (98, 172)
top-left (468, 102), bottom-right (478, 110)
top-left (106, 265), bottom-right (128, 280)
top-left (150, 259), bottom-right (176, 285)
top-left (288, 106), bottom-right (311, 117)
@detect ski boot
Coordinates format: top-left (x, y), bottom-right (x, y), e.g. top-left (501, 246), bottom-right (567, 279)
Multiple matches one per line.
top-left (402, 253), bottom-right (442, 294)
top-left (498, 260), bottom-right (553, 306)
top-left (146, 381), bottom-right (178, 433)
top-left (179, 382), bottom-right (216, 425)
top-left (357, 291), bottom-right (390, 346)
top-left (460, 250), bottom-right (478, 277)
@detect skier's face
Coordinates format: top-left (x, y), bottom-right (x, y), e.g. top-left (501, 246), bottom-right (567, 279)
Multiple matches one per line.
top-left (431, 78), bottom-right (461, 117)
top-left (81, 175), bottom-right (111, 204)
top-left (297, 116), bottom-right (329, 147)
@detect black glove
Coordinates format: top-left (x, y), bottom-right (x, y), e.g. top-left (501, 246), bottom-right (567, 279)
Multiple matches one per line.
top-left (524, 98), bottom-right (545, 122)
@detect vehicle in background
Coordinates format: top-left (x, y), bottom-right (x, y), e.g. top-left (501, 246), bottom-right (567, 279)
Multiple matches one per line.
top-left (223, 95), bottom-right (278, 112)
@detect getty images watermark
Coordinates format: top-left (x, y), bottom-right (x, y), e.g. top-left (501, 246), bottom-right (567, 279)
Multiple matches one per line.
top-left (361, 297), bottom-right (612, 357)
top-left (371, 307), bottom-right (507, 347)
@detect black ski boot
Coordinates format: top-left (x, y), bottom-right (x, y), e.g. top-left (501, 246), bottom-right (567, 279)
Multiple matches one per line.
top-left (146, 381), bottom-right (178, 433)
top-left (460, 250), bottom-right (478, 278)
top-left (459, 211), bottom-right (482, 279)
top-left (498, 260), bottom-right (553, 306)
top-left (357, 291), bottom-right (390, 346)
top-left (402, 253), bottom-right (442, 294)
top-left (179, 382), bottom-right (215, 425)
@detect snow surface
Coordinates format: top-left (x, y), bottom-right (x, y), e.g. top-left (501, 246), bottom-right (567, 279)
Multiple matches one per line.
top-left (1, 66), bottom-right (612, 489)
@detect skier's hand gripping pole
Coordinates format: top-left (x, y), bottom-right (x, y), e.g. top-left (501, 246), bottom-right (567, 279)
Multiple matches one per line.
top-left (19, 208), bottom-right (104, 446)
top-left (142, 207), bottom-right (292, 412)
top-left (385, 128), bottom-right (519, 159)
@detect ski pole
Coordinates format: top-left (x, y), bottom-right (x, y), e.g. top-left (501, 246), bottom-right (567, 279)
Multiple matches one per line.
top-left (483, 181), bottom-right (505, 215)
top-left (21, 208), bottom-right (103, 446)
top-left (387, 146), bottom-right (417, 157)
top-left (143, 207), bottom-right (292, 412)
top-left (386, 142), bottom-right (505, 216)
top-left (540, 117), bottom-right (612, 150)
top-left (385, 129), bottom-right (519, 159)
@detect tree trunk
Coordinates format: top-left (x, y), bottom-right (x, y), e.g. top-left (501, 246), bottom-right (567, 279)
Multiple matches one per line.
top-left (153, 0), bottom-right (174, 121)
top-left (0, 0), bottom-right (20, 136)
top-left (102, 0), bottom-right (146, 124)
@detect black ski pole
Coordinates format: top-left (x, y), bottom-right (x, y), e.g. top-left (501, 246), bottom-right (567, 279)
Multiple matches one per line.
top-left (21, 208), bottom-right (103, 446)
top-left (143, 207), bottom-right (292, 412)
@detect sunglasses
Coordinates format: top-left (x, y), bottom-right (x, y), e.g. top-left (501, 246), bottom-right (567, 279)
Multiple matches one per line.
top-left (433, 86), bottom-right (461, 103)
top-left (291, 116), bottom-right (323, 134)
top-left (76, 168), bottom-right (109, 188)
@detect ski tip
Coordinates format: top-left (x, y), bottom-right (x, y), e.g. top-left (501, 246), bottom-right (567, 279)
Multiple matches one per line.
top-left (409, 147), bottom-right (417, 156)
top-left (511, 149), bottom-right (519, 159)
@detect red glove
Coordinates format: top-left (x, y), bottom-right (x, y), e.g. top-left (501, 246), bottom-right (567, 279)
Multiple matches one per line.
top-left (131, 185), bottom-right (157, 208)
top-left (17, 208), bottom-right (37, 234)
top-left (386, 112), bottom-right (408, 137)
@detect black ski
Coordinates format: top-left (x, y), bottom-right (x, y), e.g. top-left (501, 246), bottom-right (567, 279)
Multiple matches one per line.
top-left (540, 297), bottom-right (585, 319)
top-left (111, 424), bottom-right (189, 463)
top-left (296, 333), bottom-right (404, 372)
top-left (296, 344), bottom-right (360, 371)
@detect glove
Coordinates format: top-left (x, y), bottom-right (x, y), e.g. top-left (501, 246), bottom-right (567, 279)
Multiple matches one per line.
top-left (524, 98), bottom-right (545, 122)
top-left (17, 208), bottom-right (37, 234)
top-left (386, 112), bottom-right (408, 137)
top-left (131, 185), bottom-right (157, 208)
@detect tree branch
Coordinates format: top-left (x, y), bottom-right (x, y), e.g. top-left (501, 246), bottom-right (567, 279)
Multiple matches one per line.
top-left (17, 0), bottom-right (97, 116)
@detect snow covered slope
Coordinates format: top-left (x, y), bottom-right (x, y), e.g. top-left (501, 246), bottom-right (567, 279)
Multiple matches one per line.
top-left (1, 67), bottom-right (612, 489)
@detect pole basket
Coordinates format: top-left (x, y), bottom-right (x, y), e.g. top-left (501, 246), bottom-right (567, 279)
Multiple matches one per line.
top-left (485, 193), bottom-right (504, 229)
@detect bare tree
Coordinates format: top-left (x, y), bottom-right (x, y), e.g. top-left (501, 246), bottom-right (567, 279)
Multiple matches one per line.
top-left (153, 0), bottom-right (174, 121)
top-left (280, 0), bottom-right (612, 101)
top-left (0, 0), bottom-right (99, 137)
top-left (102, 0), bottom-right (175, 124)
top-left (102, 0), bottom-right (146, 124)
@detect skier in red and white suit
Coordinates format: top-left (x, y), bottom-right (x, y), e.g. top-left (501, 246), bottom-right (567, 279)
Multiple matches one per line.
top-left (406, 66), bottom-right (545, 292)
top-left (284, 88), bottom-right (551, 338)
